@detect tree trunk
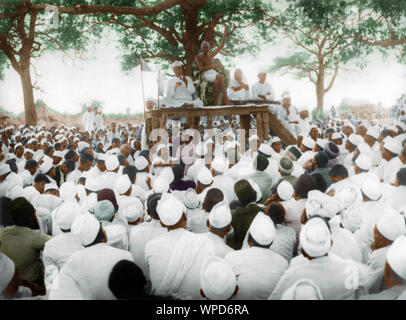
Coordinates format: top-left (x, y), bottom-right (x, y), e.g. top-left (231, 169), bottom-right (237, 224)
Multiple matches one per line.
top-left (316, 66), bottom-right (325, 116)
top-left (19, 60), bottom-right (37, 125)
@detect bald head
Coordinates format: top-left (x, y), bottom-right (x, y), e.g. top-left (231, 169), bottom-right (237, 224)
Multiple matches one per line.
top-left (120, 144), bottom-right (131, 158)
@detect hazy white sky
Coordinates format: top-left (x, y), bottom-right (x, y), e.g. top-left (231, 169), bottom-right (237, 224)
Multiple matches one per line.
top-left (0, 31), bottom-right (405, 115)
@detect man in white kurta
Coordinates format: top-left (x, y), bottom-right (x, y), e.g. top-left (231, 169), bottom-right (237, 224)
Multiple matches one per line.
top-left (145, 195), bottom-right (214, 299)
top-left (81, 107), bottom-right (95, 132)
top-left (251, 70), bottom-right (275, 101)
top-left (161, 61), bottom-right (203, 108)
top-left (225, 213), bottom-right (288, 300)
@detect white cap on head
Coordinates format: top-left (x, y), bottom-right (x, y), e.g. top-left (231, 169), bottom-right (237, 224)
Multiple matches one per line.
top-left (209, 200), bottom-right (231, 229)
top-left (355, 153), bottom-right (372, 171)
top-left (0, 252), bottom-right (15, 294)
top-left (366, 126), bottom-right (380, 140)
top-left (302, 137), bottom-right (315, 150)
top-left (200, 256), bottom-right (237, 300)
top-left (331, 132), bottom-right (342, 140)
top-left (183, 188), bottom-right (200, 209)
top-left (248, 179), bottom-right (262, 203)
top-left (115, 174), bottom-right (132, 195)
top-left (157, 193), bottom-right (185, 226)
top-left (348, 134), bottom-right (362, 146)
top-left (361, 179), bottom-right (382, 201)
top-left (85, 178), bottom-right (99, 193)
top-left (249, 212), bottom-right (276, 246)
top-left (258, 143), bottom-right (272, 157)
top-left (198, 167), bottom-right (213, 186)
top-left (134, 156), bottom-right (149, 171)
top-left (53, 151), bottom-right (63, 158)
top-left (376, 209), bottom-right (406, 241)
top-left (384, 139), bottom-right (402, 155)
top-left (257, 68), bottom-right (267, 75)
top-left (44, 183), bottom-right (58, 193)
top-left (59, 182), bottom-right (77, 201)
top-left (56, 203), bottom-right (79, 230)
top-left (159, 167), bottom-right (175, 184)
top-left (298, 106), bottom-right (308, 112)
top-left (306, 190), bottom-right (342, 219)
top-left (387, 125), bottom-right (398, 133)
top-left (71, 213), bottom-right (101, 247)
top-left (300, 217), bottom-right (332, 258)
top-left (277, 180), bottom-right (294, 201)
top-left (316, 139), bottom-right (326, 149)
top-left (124, 197), bottom-right (144, 223)
top-left (153, 176), bottom-right (170, 193)
top-left (106, 155), bottom-right (119, 171)
top-left (211, 157), bottom-right (228, 174)
top-left (0, 164), bottom-right (11, 176)
top-left (39, 158), bottom-right (53, 174)
top-left (171, 61), bottom-right (183, 69)
top-left (335, 184), bottom-right (362, 209)
top-left (281, 90), bottom-right (291, 100)
top-left (272, 136), bottom-right (282, 144)
top-left (78, 141), bottom-right (90, 153)
top-left (341, 206), bottom-right (362, 233)
top-left (386, 235), bottom-right (406, 280)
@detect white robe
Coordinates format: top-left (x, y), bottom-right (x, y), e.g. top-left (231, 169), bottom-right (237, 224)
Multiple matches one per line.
top-left (225, 247), bottom-right (288, 300)
top-left (162, 76), bottom-right (203, 108)
top-left (145, 228), bottom-right (214, 299)
top-left (49, 243), bottom-right (133, 300)
top-left (251, 82), bottom-right (275, 101)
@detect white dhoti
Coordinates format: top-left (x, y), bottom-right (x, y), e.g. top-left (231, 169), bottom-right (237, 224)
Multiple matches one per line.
top-left (203, 70), bottom-right (217, 82)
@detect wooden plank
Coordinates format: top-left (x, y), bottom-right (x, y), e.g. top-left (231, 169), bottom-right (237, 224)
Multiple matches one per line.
top-left (267, 112), bottom-right (297, 145)
top-left (144, 105), bottom-right (296, 146)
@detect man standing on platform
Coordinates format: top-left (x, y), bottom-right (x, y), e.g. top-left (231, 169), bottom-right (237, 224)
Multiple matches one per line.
top-left (277, 91), bottom-right (299, 139)
top-left (82, 106), bottom-right (95, 133)
top-left (195, 26), bottom-right (232, 106)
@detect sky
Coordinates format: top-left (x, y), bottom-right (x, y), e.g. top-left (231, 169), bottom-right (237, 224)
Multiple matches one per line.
top-left (0, 30), bottom-right (405, 116)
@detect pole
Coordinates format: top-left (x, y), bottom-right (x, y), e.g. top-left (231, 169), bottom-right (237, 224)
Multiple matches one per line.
top-left (157, 68), bottom-right (160, 110)
top-left (139, 56), bottom-right (146, 115)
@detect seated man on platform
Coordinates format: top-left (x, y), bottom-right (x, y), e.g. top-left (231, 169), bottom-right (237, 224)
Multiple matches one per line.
top-left (195, 26), bottom-right (232, 106)
top-left (251, 69), bottom-right (275, 101)
top-left (228, 69), bottom-right (250, 102)
top-left (161, 61), bottom-right (203, 109)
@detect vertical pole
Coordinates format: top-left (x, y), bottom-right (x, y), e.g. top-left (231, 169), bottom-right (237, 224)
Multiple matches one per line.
top-left (157, 68), bottom-right (160, 110)
top-left (139, 56), bottom-right (146, 115)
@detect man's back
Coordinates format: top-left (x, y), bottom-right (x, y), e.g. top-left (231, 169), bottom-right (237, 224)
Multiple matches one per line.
top-left (249, 171), bottom-right (273, 203)
top-left (51, 243), bottom-right (133, 300)
top-left (145, 228), bottom-right (214, 299)
top-left (226, 247), bottom-right (288, 300)
top-left (129, 220), bottom-right (167, 279)
top-left (269, 256), bottom-right (360, 300)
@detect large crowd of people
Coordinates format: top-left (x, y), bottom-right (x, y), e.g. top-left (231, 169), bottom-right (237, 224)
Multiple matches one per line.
top-left (0, 93), bottom-right (406, 300)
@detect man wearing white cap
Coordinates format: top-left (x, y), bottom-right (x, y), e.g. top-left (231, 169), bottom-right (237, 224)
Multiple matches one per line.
top-left (134, 155), bottom-right (152, 191)
top-left (382, 139), bottom-right (406, 184)
top-left (296, 106), bottom-right (311, 139)
top-left (225, 213), bottom-right (288, 300)
top-left (130, 193), bottom-right (167, 280)
top-left (277, 90), bottom-right (299, 138)
top-left (380, 168), bottom-right (406, 212)
top-left (162, 61), bottom-right (203, 108)
top-left (374, 137), bottom-right (402, 180)
top-left (200, 256), bottom-right (238, 300)
top-left (364, 209), bottom-right (406, 294)
top-left (98, 155), bottom-right (120, 190)
top-left (344, 134), bottom-right (362, 168)
top-left (49, 214), bottom-right (133, 300)
top-left (42, 203), bottom-right (83, 287)
top-left (145, 193), bottom-right (214, 299)
top-left (364, 126), bottom-right (382, 166)
top-left (349, 152), bottom-right (380, 189)
top-left (81, 106), bottom-right (95, 133)
top-left (204, 200), bottom-right (234, 258)
top-left (297, 137), bottom-right (316, 168)
top-left (210, 157), bottom-right (236, 204)
top-left (270, 217), bottom-right (365, 300)
top-left (251, 69), bottom-right (275, 101)
top-left (361, 235), bottom-right (406, 299)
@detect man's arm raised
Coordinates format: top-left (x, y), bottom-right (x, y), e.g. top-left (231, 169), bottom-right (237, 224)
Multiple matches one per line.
top-left (210, 26), bottom-right (229, 58)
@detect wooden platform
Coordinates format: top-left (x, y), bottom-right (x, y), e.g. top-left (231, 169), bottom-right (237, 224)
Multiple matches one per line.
top-left (144, 105), bottom-right (297, 145)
